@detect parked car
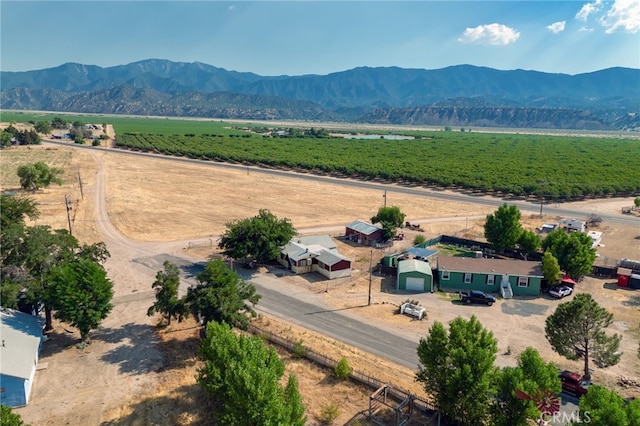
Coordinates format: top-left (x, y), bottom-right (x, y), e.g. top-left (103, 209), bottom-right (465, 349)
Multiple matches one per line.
top-left (559, 370), bottom-right (589, 396)
top-left (459, 290), bottom-right (496, 306)
top-left (549, 285), bottom-right (573, 299)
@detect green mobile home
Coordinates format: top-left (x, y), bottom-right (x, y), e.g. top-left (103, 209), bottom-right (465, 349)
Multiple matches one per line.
top-left (397, 259), bottom-right (434, 292)
top-left (436, 257), bottom-right (543, 297)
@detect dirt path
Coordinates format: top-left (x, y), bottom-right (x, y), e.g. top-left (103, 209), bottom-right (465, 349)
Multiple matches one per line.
top-left (11, 136), bottom-right (640, 424)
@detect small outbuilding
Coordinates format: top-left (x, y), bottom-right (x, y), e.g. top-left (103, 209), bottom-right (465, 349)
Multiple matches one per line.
top-left (397, 259), bottom-right (433, 292)
top-left (345, 220), bottom-right (384, 247)
top-left (0, 308), bottom-right (46, 407)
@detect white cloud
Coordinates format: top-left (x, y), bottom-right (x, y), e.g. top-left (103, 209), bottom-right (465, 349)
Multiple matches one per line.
top-left (578, 26), bottom-right (595, 32)
top-left (576, 0), bottom-right (603, 21)
top-left (546, 21), bottom-right (566, 33)
top-left (228, 5), bottom-right (235, 11)
top-left (599, 0), bottom-right (640, 33)
top-left (458, 23), bottom-right (520, 46)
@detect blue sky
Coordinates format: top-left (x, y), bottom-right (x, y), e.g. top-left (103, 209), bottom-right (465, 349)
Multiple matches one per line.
top-left (1, 1), bottom-right (639, 76)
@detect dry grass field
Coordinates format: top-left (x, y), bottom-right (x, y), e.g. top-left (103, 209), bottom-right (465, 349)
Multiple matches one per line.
top-left (2, 122), bottom-right (639, 425)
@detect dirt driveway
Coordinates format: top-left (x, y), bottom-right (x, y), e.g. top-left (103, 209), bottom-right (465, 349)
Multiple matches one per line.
top-left (1, 131), bottom-right (638, 424)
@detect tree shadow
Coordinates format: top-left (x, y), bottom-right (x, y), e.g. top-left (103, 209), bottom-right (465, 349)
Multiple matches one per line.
top-left (179, 260), bottom-right (207, 279)
top-left (153, 324), bottom-right (202, 371)
top-left (96, 323), bottom-right (165, 375)
top-left (40, 328), bottom-right (80, 355)
top-left (99, 383), bottom-right (217, 426)
top-left (622, 295), bottom-right (640, 307)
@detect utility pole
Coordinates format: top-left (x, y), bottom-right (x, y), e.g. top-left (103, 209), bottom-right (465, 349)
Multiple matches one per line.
top-left (383, 190), bottom-right (387, 207)
top-left (368, 249), bottom-right (373, 306)
top-left (64, 195), bottom-right (73, 235)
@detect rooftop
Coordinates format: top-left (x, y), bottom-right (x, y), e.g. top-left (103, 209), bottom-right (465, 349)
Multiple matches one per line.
top-left (437, 257), bottom-right (543, 277)
top-left (0, 308), bottom-right (45, 380)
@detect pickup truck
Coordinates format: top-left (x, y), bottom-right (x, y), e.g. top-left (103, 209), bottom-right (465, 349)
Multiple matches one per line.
top-left (559, 370), bottom-right (589, 396)
top-left (459, 290), bottom-right (496, 306)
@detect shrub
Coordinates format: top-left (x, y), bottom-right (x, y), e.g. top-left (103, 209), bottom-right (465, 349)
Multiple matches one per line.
top-left (292, 339), bottom-right (306, 358)
top-left (92, 139), bottom-right (101, 146)
top-left (319, 403), bottom-right (339, 425)
top-left (413, 234), bottom-right (426, 245)
top-left (334, 357), bottom-right (351, 380)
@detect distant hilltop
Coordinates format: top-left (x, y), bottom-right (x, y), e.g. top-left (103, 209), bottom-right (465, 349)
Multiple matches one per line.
top-left (2, 59), bottom-right (639, 131)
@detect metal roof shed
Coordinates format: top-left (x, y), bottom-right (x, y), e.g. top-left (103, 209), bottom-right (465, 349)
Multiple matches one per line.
top-left (0, 308), bottom-right (45, 407)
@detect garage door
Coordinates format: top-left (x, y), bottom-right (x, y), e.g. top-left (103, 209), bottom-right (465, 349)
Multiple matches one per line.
top-left (406, 277), bottom-right (425, 291)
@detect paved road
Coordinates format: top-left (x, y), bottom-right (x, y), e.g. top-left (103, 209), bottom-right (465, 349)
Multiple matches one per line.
top-left (52, 140), bottom-right (610, 424)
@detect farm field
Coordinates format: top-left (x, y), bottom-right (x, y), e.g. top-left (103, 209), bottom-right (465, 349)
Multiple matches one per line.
top-left (4, 110), bottom-right (640, 200)
top-left (114, 131), bottom-right (640, 199)
top-left (2, 120), bottom-right (640, 425)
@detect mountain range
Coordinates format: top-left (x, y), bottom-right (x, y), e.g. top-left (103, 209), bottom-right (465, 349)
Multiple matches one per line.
top-left (2, 59), bottom-right (639, 130)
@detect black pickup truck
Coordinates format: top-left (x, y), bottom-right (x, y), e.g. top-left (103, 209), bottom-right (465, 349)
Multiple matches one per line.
top-left (459, 290), bottom-right (496, 306)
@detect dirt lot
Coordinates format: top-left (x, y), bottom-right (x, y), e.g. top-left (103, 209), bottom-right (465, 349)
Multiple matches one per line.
top-left (1, 124), bottom-right (639, 425)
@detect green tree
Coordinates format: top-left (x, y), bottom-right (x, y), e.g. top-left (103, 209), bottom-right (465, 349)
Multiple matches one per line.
top-left (545, 293), bottom-right (621, 381)
top-left (628, 398), bottom-right (640, 425)
top-left (219, 209), bottom-right (296, 263)
top-left (198, 321), bottom-right (306, 426)
top-left (577, 385), bottom-right (628, 425)
top-left (0, 404), bottom-right (27, 426)
top-left (34, 121), bottom-right (52, 134)
top-left (16, 162), bottom-right (63, 191)
top-left (15, 129), bottom-right (41, 145)
top-left (0, 195), bottom-right (40, 310)
top-left (371, 205), bottom-right (405, 242)
top-left (517, 230), bottom-right (541, 260)
top-left (635, 197), bottom-right (640, 208)
top-left (1, 131), bottom-right (12, 147)
top-left (51, 117), bottom-right (68, 129)
top-left (416, 316), bottom-right (498, 426)
top-left (46, 258), bottom-right (114, 342)
top-left (492, 347), bottom-right (561, 426)
top-left (0, 195), bottom-right (39, 266)
top-left (3, 124), bottom-right (19, 136)
top-left (371, 205), bottom-right (406, 228)
top-left (20, 226), bottom-right (78, 330)
top-left (542, 230), bottom-right (596, 279)
top-left (147, 261), bottom-right (188, 325)
top-left (541, 251), bottom-right (562, 286)
top-left (185, 258), bottom-right (260, 330)
top-left (484, 204), bottom-right (523, 252)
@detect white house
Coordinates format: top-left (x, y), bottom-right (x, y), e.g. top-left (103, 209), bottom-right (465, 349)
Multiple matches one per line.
top-left (0, 308), bottom-right (46, 407)
top-left (279, 235), bottom-right (352, 280)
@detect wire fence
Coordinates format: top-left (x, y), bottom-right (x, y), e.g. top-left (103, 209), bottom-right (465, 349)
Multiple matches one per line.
top-left (247, 324), bottom-right (437, 416)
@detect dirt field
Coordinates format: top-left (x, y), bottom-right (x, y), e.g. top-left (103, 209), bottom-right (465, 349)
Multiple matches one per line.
top-left (2, 124), bottom-right (639, 425)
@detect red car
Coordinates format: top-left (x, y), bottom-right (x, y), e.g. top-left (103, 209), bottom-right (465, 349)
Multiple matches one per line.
top-left (559, 370), bottom-right (589, 396)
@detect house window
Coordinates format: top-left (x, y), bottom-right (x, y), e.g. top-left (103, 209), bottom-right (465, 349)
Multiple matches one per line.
top-left (518, 276), bottom-right (529, 287)
top-left (464, 273), bottom-right (472, 284)
top-left (487, 275), bottom-right (494, 285)
top-left (442, 270), bottom-right (450, 280)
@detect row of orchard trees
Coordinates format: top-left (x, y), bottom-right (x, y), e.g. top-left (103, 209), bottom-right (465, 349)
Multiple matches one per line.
top-left (417, 300), bottom-right (638, 426)
top-left (484, 203), bottom-right (597, 281)
top-left (115, 132), bottom-right (640, 199)
top-left (146, 209), bottom-right (306, 425)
